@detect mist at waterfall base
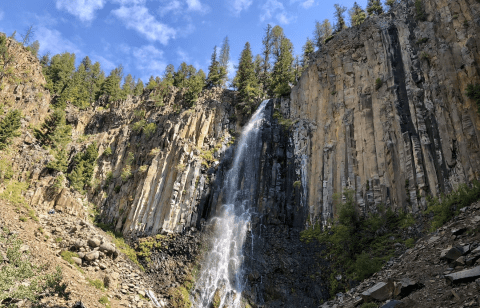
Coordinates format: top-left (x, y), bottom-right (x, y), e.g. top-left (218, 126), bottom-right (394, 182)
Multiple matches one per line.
top-left (191, 100), bottom-right (269, 308)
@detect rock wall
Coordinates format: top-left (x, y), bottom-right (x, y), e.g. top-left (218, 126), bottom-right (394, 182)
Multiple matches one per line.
top-left (290, 0), bottom-right (480, 224)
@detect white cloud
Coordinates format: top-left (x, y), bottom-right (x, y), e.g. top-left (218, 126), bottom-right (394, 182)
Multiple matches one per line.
top-left (132, 45), bottom-right (166, 80)
top-left (158, 0), bottom-right (182, 16)
top-left (112, 5), bottom-right (176, 45)
top-left (34, 26), bottom-right (81, 56)
top-left (0, 10), bottom-right (4, 21)
top-left (186, 0), bottom-right (209, 13)
top-left (260, 0), bottom-right (293, 24)
top-left (111, 0), bottom-right (146, 4)
top-left (55, 0), bottom-right (105, 22)
top-left (231, 0), bottom-right (253, 14)
top-left (176, 48), bottom-right (190, 63)
top-left (90, 53), bottom-right (117, 71)
top-left (301, 0), bottom-right (314, 8)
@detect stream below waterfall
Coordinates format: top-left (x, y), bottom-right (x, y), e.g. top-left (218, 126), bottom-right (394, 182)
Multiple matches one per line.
top-left (191, 100), bottom-right (270, 308)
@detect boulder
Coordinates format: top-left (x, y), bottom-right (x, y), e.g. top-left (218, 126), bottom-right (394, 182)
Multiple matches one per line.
top-left (445, 266), bottom-right (480, 284)
top-left (88, 238), bottom-right (101, 248)
top-left (84, 251), bottom-right (99, 261)
top-left (361, 281), bottom-right (394, 302)
top-left (440, 247), bottom-right (463, 260)
top-left (394, 278), bottom-right (423, 298)
top-left (99, 242), bottom-right (116, 254)
top-left (71, 257), bottom-right (82, 266)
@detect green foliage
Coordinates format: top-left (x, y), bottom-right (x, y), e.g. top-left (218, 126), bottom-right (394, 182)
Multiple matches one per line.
top-left (0, 231), bottom-right (69, 305)
top-left (375, 78), bottom-right (383, 90)
top-left (144, 123), bottom-right (157, 138)
top-left (416, 38), bottom-right (428, 44)
top-left (87, 278), bottom-right (105, 291)
top-left (132, 119), bottom-right (147, 132)
top-left (104, 146), bottom-right (112, 156)
top-left (385, 0), bottom-right (395, 9)
top-left (134, 109), bottom-right (146, 118)
top-left (354, 252), bottom-right (382, 281)
top-left (313, 19), bottom-right (333, 49)
top-left (101, 228), bottom-right (144, 271)
top-left (466, 84), bottom-right (480, 114)
top-left (273, 110), bottom-right (294, 130)
top-left (0, 158), bottom-right (14, 180)
top-left (68, 142), bottom-right (98, 193)
top-left (398, 210), bottom-right (415, 229)
top-left (60, 250), bottom-right (79, 266)
top-left (333, 4), bottom-right (348, 33)
top-left (99, 66), bottom-right (126, 102)
top-left (0, 180), bottom-right (29, 205)
top-left (426, 181), bottom-right (480, 230)
top-left (405, 238), bottom-right (415, 248)
top-left (420, 51), bottom-right (431, 61)
top-left (98, 295), bottom-right (111, 307)
top-left (173, 62), bottom-right (206, 106)
top-left (271, 37), bottom-right (295, 97)
top-left (235, 42), bottom-right (260, 112)
top-left (206, 46), bottom-right (227, 88)
top-left (0, 34), bottom-right (15, 82)
top-left (134, 78), bottom-right (144, 96)
top-left (293, 180), bottom-right (301, 189)
top-left (349, 2), bottom-right (367, 26)
top-left (169, 286), bottom-right (192, 308)
top-left (121, 165), bottom-right (132, 182)
top-left (324, 35), bottom-right (334, 43)
top-left (0, 109), bottom-right (22, 149)
top-left (19, 216), bottom-right (27, 222)
top-left (415, 0), bottom-right (426, 21)
top-left (366, 0), bottom-right (383, 15)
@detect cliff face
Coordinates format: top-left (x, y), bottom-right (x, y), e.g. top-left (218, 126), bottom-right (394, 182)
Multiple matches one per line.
top-left (291, 0), bottom-right (480, 224)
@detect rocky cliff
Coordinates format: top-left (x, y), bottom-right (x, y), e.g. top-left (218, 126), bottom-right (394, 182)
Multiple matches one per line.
top-left (291, 0), bottom-right (480, 225)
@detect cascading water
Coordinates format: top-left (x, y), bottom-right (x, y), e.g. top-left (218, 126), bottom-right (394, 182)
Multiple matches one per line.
top-left (191, 100), bottom-right (270, 308)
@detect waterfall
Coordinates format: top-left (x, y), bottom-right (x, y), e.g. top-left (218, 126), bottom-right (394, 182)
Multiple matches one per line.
top-left (192, 100), bottom-right (269, 308)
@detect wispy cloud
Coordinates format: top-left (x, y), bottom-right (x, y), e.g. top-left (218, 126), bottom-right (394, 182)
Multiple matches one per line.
top-left (90, 53), bottom-right (117, 71)
top-left (112, 5), bottom-right (176, 45)
top-left (231, 0), bottom-right (253, 15)
top-left (132, 45), bottom-right (166, 81)
top-left (300, 0), bottom-right (314, 8)
top-left (186, 0), bottom-right (209, 13)
top-left (176, 48), bottom-right (191, 63)
top-left (34, 26), bottom-right (82, 56)
top-left (111, 0), bottom-right (146, 4)
top-left (158, 0), bottom-right (182, 16)
top-left (55, 0), bottom-right (105, 22)
top-left (260, 0), bottom-right (294, 24)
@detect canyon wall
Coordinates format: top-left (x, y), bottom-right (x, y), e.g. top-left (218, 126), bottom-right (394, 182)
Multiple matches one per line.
top-left (290, 0), bottom-right (480, 224)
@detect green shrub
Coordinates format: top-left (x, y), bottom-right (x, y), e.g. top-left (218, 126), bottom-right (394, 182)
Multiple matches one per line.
top-left (466, 83), bottom-right (480, 114)
top-left (134, 109), bottom-right (146, 118)
top-left (0, 109), bottom-right (22, 149)
top-left (0, 180), bottom-right (29, 205)
top-left (415, 0), bottom-right (426, 21)
top-left (144, 122), bottom-right (156, 138)
top-left (324, 35), bottom-right (334, 43)
top-left (139, 165), bottom-right (148, 173)
top-left (168, 286), bottom-right (191, 308)
top-left (87, 278), bottom-right (105, 290)
top-left (121, 165), bottom-right (132, 181)
top-left (416, 38), bottom-right (428, 44)
top-left (104, 146), bottom-right (112, 156)
top-left (354, 252), bottom-right (382, 281)
top-left (98, 295), bottom-right (110, 307)
top-left (68, 142), bottom-right (98, 193)
top-left (0, 158), bottom-right (14, 179)
top-left (405, 238), bottom-right (415, 248)
top-left (105, 171), bottom-right (113, 186)
top-left (19, 216), bottom-right (27, 222)
top-left (293, 180), bottom-right (301, 189)
top-left (375, 78), bottom-right (383, 90)
top-left (426, 181), bottom-right (480, 230)
top-left (132, 119), bottom-right (146, 132)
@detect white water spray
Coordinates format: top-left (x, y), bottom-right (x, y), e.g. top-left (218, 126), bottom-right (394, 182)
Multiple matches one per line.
top-left (191, 100), bottom-right (269, 308)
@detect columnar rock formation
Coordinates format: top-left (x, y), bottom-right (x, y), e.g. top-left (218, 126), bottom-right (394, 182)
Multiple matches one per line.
top-left (290, 0), bottom-right (480, 224)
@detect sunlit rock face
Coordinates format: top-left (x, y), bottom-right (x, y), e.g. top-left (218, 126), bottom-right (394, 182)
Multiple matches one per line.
top-left (290, 0), bottom-right (480, 225)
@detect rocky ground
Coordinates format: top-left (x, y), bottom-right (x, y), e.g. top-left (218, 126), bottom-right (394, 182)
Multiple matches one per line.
top-left (0, 199), bottom-right (164, 308)
top-left (321, 202), bottom-right (480, 308)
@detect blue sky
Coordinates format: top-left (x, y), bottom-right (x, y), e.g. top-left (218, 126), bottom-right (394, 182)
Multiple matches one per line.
top-left (0, 0), bottom-right (368, 83)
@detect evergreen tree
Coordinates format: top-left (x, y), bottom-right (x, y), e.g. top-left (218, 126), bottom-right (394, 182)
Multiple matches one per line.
top-left (122, 74), bottom-right (135, 96)
top-left (293, 55), bottom-right (301, 84)
top-left (100, 66), bottom-right (125, 101)
top-left (334, 4), bottom-right (348, 33)
top-left (89, 61), bottom-right (104, 102)
top-left (219, 36), bottom-right (230, 86)
top-left (271, 37), bottom-right (294, 97)
top-left (164, 64), bottom-right (175, 87)
top-left (349, 2), bottom-right (367, 26)
top-left (206, 46), bottom-right (226, 88)
top-left (146, 76), bottom-right (157, 90)
top-left (134, 78), bottom-right (144, 96)
top-left (261, 24), bottom-right (274, 93)
top-left (386, 0), bottom-right (396, 11)
top-left (301, 38), bottom-right (315, 67)
top-left (313, 19), bottom-right (333, 50)
top-left (173, 62), bottom-right (189, 88)
top-left (68, 142), bottom-right (98, 193)
top-left (184, 69), bottom-right (206, 105)
top-left (43, 52), bottom-right (76, 96)
top-left (254, 54), bottom-right (263, 80)
top-left (235, 42), bottom-right (260, 107)
top-left (27, 40), bottom-right (40, 57)
top-left (366, 0), bottom-right (384, 15)
top-left (0, 109), bottom-right (22, 149)
top-left (271, 25), bottom-right (285, 59)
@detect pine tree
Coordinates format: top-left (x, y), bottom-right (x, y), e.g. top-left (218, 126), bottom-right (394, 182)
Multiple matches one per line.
top-left (219, 36), bottom-right (230, 87)
top-left (302, 38), bottom-right (315, 67)
top-left (0, 109), bottom-right (22, 149)
top-left (261, 24), bottom-right (274, 94)
top-left (100, 66), bottom-right (125, 102)
top-left (254, 54), bottom-right (262, 81)
top-left (90, 61), bottom-right (104, 102)
top-left (350, 2), bottom-right (367, 26)
top-left (366, 0), bottom-right (384, 15)
top-left (334, 4), bottom-right (348, 33)
top-left (235, 42), bottom-right (260, 108)
top-left (173, 63), bottom-right (189, 88)
top-left (68, 142), bottom-right (98, 193)
top-left (146, 76), bottom-right (157, 90)
top-left (43, 52), bottom-right (76, 99)
top-left (185, 69), bottom-right (206, 105)
top-left (164, 64), bottom-right (175, 87)
top-left (313, 19), bottom-right (333, 50)
top-left (27, 40), bottom-right (40, 57)
top-left (270, 37), bottom-right (294, 97)
top-left (122, 74), bottom-right (135, 96)
top-left (271, 25), bottom-right (285, 59)
top-left (134, 78), bottom-right (144, 96)
top-left (206, 46), bottom-right (226, 88)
